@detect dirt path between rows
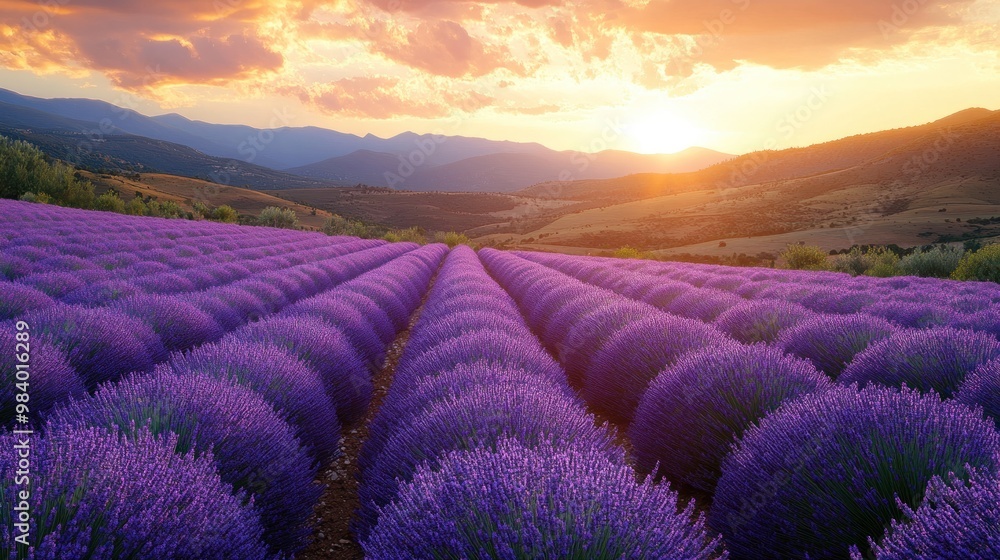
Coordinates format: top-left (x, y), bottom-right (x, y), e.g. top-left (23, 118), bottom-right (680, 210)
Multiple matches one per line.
top-left (299, 273), bottom-right (437, 560)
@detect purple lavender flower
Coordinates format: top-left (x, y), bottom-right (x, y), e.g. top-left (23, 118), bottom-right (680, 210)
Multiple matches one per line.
top-left (360, 362), bottom-right (578, 477)
top-left (391, 330), bottom-right (565, 399)
top-left (630, 342), bottom-right (832, 493)
top-left (280, 295), bottom-right (389, 369)
top-left (0, 333), bottom-right (84, 427)
top-left (778, 313), bottom-right (899, 378)
top-left (710, 385), bottom-right (1000, 559)
top-left (858, 470), bottom-right (1000, 560)
top-left (714, 299), bottom-right (818, 344)
top-left (17, 271), bottom-right (86, 299)
top-left (163, 338), bottom-right (341, 462)
top-left (0, 281), bottom-right (56, 320)
top-left (49, 371), bottom-right (321, 554)
top-left (666, 287), bottom-right (745, 322)
top-left (354, 382), bottom-right (617, 541)
top-left (402, 311), bottom-right (526, 360)
top-left (863, 300), bottom-right (954, 329)
top-left (582, 314), bottom-right (728, 423)
top-left (956, 358), bottom-right (1000, 429)
top-left (839, 327), bottom-right (1000, 398)
top-left (112, 294), bottom-right (224, 352)
top-left (0, 427), bottom-right (271, 559)
top-left (363, 438), bottom-right (727, 559)
top-left (228, 316), bottom-right (373, 424)
top-left (19, 305), bottom-right (165, 388)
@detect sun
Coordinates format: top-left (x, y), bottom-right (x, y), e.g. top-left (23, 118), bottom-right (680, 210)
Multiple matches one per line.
top-left (624, 110), bottom-right (711, 154)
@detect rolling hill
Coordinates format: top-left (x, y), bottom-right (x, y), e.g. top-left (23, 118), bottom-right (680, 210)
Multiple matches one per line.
top-left (0, 88), bottom-right (731, 192)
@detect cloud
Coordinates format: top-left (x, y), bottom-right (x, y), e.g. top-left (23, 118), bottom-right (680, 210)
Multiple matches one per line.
top-left (0, 0), bottom-right (285, 91)
top-left (615, 0), bottom-right (978, 71)
top-left (280, 76), bottom-right (493, 119)
top-left (374, 20), bottom-right (524, 77)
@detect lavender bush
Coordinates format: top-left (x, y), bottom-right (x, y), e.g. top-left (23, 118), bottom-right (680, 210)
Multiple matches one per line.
top-left (630, 342), bottom-right (832, 493)
top-left (778, 314), bottom-right (899, 378)
top-left (839, 327), bottom-right (1000, 397)
top-left (49, 372), bottom-right (320, 554)
top-left (363, 439), bottom-right (727, 559)
top-left (710, 385), bottom-right (1000, 559)
top-left (0, 427), bottom-right (270, 559)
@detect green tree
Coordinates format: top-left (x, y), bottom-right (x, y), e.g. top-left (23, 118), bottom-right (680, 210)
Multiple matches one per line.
top-left (257, 206), bottom-right (298, 229)
top-left (952, 244), bottom-right (1000, 283)
top-left (613, 246), bottom-right (650, 260)
top-left (384, 227), bottom-right (427, 244)
top-left (0, 135), bottom-right (95, 207)
top-left (779, 244), bottom-right (829, 270)
top-left (124, 196), bottom-right (149, 216)
top-left (211, 204), bottom-right (239, 223)
top-left (93, 191), bottom-right (126, 213)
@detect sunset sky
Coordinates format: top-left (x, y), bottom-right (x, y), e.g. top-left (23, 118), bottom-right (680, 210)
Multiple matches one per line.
top-left (1, 0), bottom-right (998, 155)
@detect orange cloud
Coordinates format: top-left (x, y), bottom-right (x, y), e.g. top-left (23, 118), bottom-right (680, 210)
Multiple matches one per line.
top-left (280, 76), bottom-right (493, 119)
top-left (616, 0), bottom-right (977, 72)
top-left (0, 0), bottom-right (285, 91)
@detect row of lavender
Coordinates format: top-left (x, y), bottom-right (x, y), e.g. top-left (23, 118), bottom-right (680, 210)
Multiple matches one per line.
top-left (1, 201), bottom-right (448, 556)
top-left (520, 250), bottom-right (1000, 408)
top-left (483, 249), bottom-right (1000, 559)
top-left (356, 247), bottom-right (725, 558)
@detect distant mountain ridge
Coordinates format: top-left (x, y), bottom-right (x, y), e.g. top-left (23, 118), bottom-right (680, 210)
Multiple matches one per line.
top-left (0, 88), bottom-right (733, 192)
top-left (519, 108), bottom-right (1000, 201)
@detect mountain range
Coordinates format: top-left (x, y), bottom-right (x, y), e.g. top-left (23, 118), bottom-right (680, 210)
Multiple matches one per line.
top-left (0, 88), bottom-right (732, 192)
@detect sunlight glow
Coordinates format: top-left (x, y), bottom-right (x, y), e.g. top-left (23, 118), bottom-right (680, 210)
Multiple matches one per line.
top-left (624, 110), bottom-right (711, 154)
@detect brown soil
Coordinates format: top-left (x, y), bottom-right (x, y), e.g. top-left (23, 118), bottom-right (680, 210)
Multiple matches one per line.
top-left (298, 274), bottom-right (437, 559)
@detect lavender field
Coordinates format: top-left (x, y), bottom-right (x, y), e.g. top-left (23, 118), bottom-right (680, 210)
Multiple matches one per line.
top-left (2, 198), bottom-right (999, 559)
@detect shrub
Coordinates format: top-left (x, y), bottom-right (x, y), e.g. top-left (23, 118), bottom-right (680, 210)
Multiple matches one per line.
top-left (0, 136), bottom-right (94, 207)
top-left (190, 287), bottom-right (270, 331)
top-left (354, 382), bottom-right (615, 540)
top-left (630, 343), bottom-right (832, 493)
top-left (362, 439), bottom-right (727, 559)
top-left (839, 328), bottom-right (1000, 398)
top-left (50, 372), bottom-right (320, 554)
top-left (581, 314), bottom-right (727, 423)
top-left (556, 300), bottom-right (659, 385)
top-left (956, 359), bottom-right (1000, 428)
top-left (436, 230), bottom-right (471, 248)
top-left (280, 296), bottom-right (388, 369)
top-left (124, 196), bottom-right (148, 216)
top-left (19, 191), bottom-right (53, 204)
top-left (779, 244), bottom-right (828, 270)
top-left (778, 313), bottom-right (899, 378)
top-left (211, 204), bottom-right (239, 223)
top-left (165, 339), bottom-right (341, 461)
top-left (898, 245), bottom-right (964, 278)
top-left (112, 294), bottom-right (224, 352)
top-left (952, 244), bottom-right (1000, 282)
top-left (383, 226), bottom-right (426, 244)
top-left (863, 300), bottom-right (953, 328)
top-left (92, 190), bottom-right (126, 213)
top-left (402, 311), bottom-right (525, 359)
top-left (228, 316), bottom-right (372, 424)
top-left (613, 245), bottom-right (650, 259)
top-left (360, 363), bottom-right (576, 477)
top-left (391, 330), bottom-right (564, 399)
top-left (21, 306), bottom-right (165, 388)
top-left (0, 427), bottom-right (269, 558)
top-left (709, 385), bottom-right (1000, 559)
top-left (0, 281), bottom-right (56, 320)
top-left (715, 299), bottom-right (817, 344)
top-left (859, 470), bottom-right (1000, 560)
top-left (257, 206), bottom-right (298, 229)
top-left (0, 334), bottom-right (84, 427)
top-left (665, 288), bottom-right (744, 321)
